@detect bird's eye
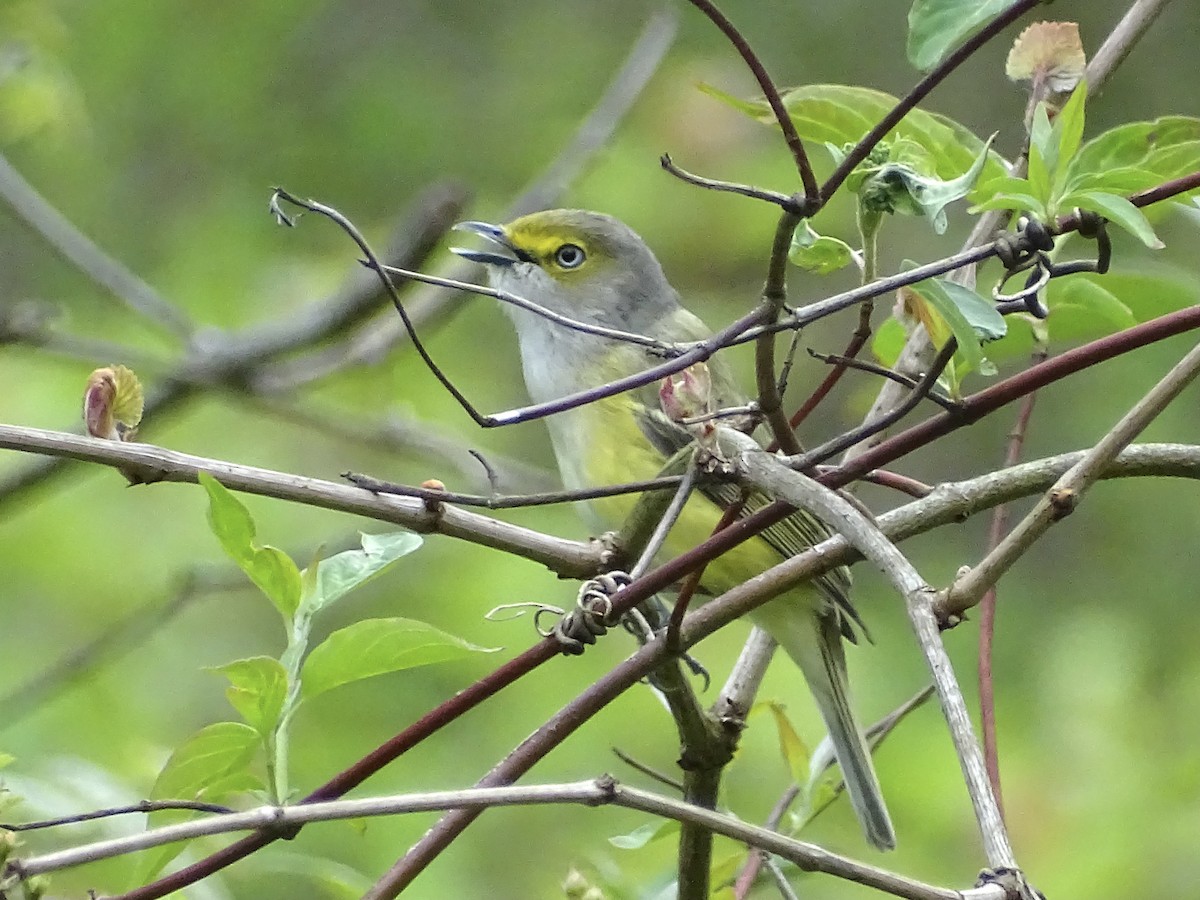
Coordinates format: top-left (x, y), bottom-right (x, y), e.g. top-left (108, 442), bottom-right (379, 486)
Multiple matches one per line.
top-left (554, 243), bottom-right (586, 269)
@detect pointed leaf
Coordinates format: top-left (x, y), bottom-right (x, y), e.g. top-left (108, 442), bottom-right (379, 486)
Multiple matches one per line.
top-left (789, 222), bottom-right (854, 274)
top-left (765, 702), bottom-right (811, 786)
top-left (1056, 81), bottom-right (1088, 172)
top-left (301, 531), bottom-right (422, 617)
top-left (1063, 190), bottom-right (1165, 249)
top-left (301, 618), bottom-right (498, 699)
top-left (699, 82), bottom-right (1005, 182)
top-left (210, 657), bottom-right (288, 737)
top-left (150, 721), bottom-right (261, 802)
top-left (908, 0), bottom-right (1021, 72)
top-left (1047, 279), bottom-right (1137, 342)
top-left (609, 818), bottom-right (679, 850)
top-left (199, 473), bottom-right (302, 618)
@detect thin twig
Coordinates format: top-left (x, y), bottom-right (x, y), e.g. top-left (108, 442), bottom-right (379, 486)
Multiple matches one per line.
top-left (278, 7), bottom-right (679, 385)
top-left (807, 349), bottom-right (959, 412)
top-left (819, 0), bottom-right (1039, 201)
top-left (943, 337), bottom-right (1200, 616)
top-left (756, 212), bottom-right (805, 455)
top-left (660, 153), bottom-right (800, 212)
top-left (977, 347), bottom-right (1045, 817)
top-left (13, 778), bottom-right (1005, 900)
top-left (787, 341), bottom-right (958, 470)
top-left (718, 429), bottom-right (1018, 871)
top-left (378, 262), bottom-right (678, 353)
top-left (611, 748), bottom-right (684, 792)
top-left (683, 0), bottom-right (817, 203)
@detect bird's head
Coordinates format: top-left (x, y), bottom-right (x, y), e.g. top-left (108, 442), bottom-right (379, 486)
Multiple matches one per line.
top-left (451, 209), bottom-right (679, 332)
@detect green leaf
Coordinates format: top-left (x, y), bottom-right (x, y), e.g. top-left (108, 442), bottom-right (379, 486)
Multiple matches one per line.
top-left (969, 191), bottom-right (1046, 216)
top-left (139, 722), bottom-right (262, 882)
top-left (699, 82), bottom-right (1004, 183)
top-left (789, 222), bottom-right (854, 274)
top-left (1028, 104), bottom-right (1053, 205)
top-left (765, 702), bottom-right (810, 787)
top-left (150, 721), bottom-right (261, 802)
top-left (1061, 166), bottom-right (1163, 197)
top-left (1067, 116), bottom-right (1200, 193)
top-left (1046, 279), bottom-right (1137, 343)
top-left (858, 132), bottom-right (997, 232)
top-left (1063, 190), bottom-right (1165, 249)
top-left (301, 618), bottom-right (498, 699)
top-left (1056, 82), bottom-right (1088, 173)
top-left (210, 657), bottom-right (288, 737)
top-left (300, 531), bottom-right (423, 617)
top-left (199, 472), bottom-right (256, 561)
top-left (907, 0), bottom-right (1021, 72)
top-left (199, 473), bottom-right (302, 619)
top-left (906, 275), bottom-right (1005, 382)
top-left (609, 818), bottom-right (679, 850)
top-left (872, 317), bottom-right (907, 369)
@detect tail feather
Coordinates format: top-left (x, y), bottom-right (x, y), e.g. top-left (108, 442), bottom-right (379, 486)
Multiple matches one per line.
top-left (753, 598), bottom-right (896, 851)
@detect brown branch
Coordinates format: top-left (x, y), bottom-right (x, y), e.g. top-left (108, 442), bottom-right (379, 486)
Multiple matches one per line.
top-left (819, 0), bottom-right (1040, 202)
top-left (684, 0), bottom-right (817, 204)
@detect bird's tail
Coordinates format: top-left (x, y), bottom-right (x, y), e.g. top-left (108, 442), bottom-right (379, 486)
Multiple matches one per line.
top-left (753, 600), bottom-right (896, 851)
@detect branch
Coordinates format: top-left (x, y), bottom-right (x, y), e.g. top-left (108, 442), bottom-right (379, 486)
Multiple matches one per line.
top-left (0, 424), bottom-right (600, 577)
top-left (12, 778), bottom-right (1005, 900)
top-left (277, 7), bottom-right (680, 386)
top-left (943, 336), bottom-right (1200, 615)
top-left (132, 441), bottom-right (1200, 899)
top-left (819, 0), bottom-right (1040, 201)
top-left (718, 429), bottom-right (1016, 871)
top-left (684, 0), bottom-right (817, 203)
top-left (0, 182), bottom-right (467, 512)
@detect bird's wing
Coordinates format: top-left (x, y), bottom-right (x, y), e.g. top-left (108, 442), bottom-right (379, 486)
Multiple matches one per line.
top-left (632, 404), bottom-right (867, 643)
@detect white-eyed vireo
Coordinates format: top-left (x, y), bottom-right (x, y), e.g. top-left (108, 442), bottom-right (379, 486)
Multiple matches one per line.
top-left (453, 209), bottom-right (894, 850)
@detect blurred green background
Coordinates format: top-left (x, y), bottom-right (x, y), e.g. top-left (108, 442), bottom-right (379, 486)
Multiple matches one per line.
top-left (2, 1), bottom-right (1199, 897)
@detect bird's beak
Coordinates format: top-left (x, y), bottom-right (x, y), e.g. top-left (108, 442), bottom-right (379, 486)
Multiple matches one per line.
top-left (450, 221), bottom-right (529, 266)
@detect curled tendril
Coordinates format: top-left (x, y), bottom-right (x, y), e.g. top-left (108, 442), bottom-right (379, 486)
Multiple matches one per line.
top-left (992, 211), bottom-right (1113, 319)
top-left (553, 571), bottom-right (634, 655)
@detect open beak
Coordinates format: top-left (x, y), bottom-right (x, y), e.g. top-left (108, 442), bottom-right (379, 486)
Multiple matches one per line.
top-left (450, 221), bottom-right (529, 266)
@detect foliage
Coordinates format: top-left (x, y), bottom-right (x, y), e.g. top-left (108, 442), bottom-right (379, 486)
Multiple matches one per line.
top-left (2, 2), bottom-right (1200, 899)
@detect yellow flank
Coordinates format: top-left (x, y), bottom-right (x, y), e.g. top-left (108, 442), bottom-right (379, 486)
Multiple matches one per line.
top-left (577, 391), bottom-right (783, 594)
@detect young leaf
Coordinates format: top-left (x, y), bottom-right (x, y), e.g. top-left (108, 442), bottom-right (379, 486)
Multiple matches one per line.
top-left (905, 275), bottom-right (1006, 383)
top-left (1046, 279), bottom-right (1137, 343)
top-left (609, 818), bottom-right (679, 850)
top-left (907, 0), bottom-right (1021, 72)
top-left (199, 473), bottom-right (302, 619)
top-left (1027, 104), bottom-right (1054, 205)
top-left (1068, 115), bottom-right (1200, 185)
top-left (789, 221), bottom-right (854, 274)
top-left (301, 531), bottom-right (423, 617)
top-left (857, 133), bottom-right (997, 232)
top-left (139, 723), bottom-right (262, 883)
top-left (699, 82), bottom-right (1004, 181)
top-left (210, 657), bottom-right (288, 738)
top-left (1062, 190), bottom-right (1165, 249)
top-left (765, 702), bottom-right (811, 787)
top-left (149, 721), bottom-right (261, 802)
top-left (300, 618), bottom-right (498, 699)
top-left (1005, 21), bottom-right (1086, 95)
top-left (1055, 81), bottom-right (1088, 174)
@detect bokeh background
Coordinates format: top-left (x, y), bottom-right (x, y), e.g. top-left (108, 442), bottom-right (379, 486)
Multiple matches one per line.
top-left (2, 1), bottom-right (1199, 897)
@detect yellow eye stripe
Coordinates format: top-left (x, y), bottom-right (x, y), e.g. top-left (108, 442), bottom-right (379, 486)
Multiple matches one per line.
top-left (505, 226), bottom-right (589, 267)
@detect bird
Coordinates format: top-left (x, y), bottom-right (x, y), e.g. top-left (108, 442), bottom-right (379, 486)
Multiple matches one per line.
top-left (452, 209), bottom-right (895, 850)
